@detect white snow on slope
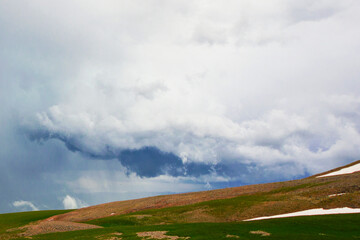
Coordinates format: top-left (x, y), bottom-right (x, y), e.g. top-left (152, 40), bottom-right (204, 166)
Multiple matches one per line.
top-left (317, 163), bottom-right (360, 178)
top-left (243, 207), bottom-right (360, 221)
top-left (328, 193), bottom-right (346, 197)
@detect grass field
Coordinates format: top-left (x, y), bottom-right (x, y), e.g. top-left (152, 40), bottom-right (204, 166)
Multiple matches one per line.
top-left (0, 210), bottom-right (71, 239)
top-left (0, 212), bottom-right (357, 240)
top-left (1, 210), bottom-right (360, 239)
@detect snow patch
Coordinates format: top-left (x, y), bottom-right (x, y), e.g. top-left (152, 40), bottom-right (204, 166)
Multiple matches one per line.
top-left (317, 163), bottom-right (360, 178)
top-left (328, 193), bottom-right (346, 197)
top-left (243, 207), bottom-right (360, 221)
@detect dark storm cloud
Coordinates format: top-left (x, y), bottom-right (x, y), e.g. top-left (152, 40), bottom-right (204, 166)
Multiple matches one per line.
top-left (26, 128), bottom-right (311, 182)
top-left (120, 147), bottom-right (211, 177)
top-left (26, 129), bottom-right (223, 178)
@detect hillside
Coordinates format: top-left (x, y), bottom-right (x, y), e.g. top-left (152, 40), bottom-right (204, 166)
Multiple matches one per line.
top-left (50, 160), bottom-right (360, 223)
top-left (1, 160), bottom-right (360, 239)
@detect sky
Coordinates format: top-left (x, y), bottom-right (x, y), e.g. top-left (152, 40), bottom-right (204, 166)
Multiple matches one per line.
top-left (1, 0), bottom-right (360, 213)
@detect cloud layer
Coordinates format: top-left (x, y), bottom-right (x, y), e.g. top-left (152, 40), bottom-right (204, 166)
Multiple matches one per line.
top-left (1, 0), bottom-right (360, 212)
top-left (20, 0), bottom-right (360, 177)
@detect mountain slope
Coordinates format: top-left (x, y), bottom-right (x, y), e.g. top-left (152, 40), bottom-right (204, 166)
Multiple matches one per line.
top-left (3, 160), bottom-right (360, 238)
top-left (51, 160), bottom-right (360, 224)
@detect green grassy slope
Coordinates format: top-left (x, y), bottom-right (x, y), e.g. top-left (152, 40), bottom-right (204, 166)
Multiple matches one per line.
top-left (84, 175), bottom-right (360, 226)
top-left (50, 171), bottom-right (360, 224)
top-left (1, 161), bottom-right (360, 239)
top-left (0, 210), bottom-right (71, 239)
top-left (31, 213), bottom-right (360, 240)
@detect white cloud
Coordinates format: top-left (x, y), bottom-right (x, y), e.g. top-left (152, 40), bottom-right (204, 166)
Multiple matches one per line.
top-left (12, 200), bottom-right (39, 211)
top-left (2, 0), bottom-right (360, 182)
top-left (20, 0), bottom-right (360, 179)
top-left (62, 195), bottom-right (87, 209)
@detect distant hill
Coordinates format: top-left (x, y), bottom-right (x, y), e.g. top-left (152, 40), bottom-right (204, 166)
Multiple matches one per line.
top-left (1, 160), bottom-right (360, 239)
top-left (51, 160), bottom-right (360, 223)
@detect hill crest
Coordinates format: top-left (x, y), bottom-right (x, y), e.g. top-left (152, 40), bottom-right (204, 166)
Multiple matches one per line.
top-left (15, 160), bottom-right (360, 236)
top-left (48, 160), bottom-right (360, 222)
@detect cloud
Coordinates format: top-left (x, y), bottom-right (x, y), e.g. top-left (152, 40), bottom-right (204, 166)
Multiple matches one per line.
top-left (12, 200), bottom-right (39, 211)
top-left (21, 0), bottom-right (360, 180)
top-left (1, 0), bottom-right (360, 213)
top-left (26, 98), bottom-right (360, 179)
top-left (62, 195), bottom-right (87, 209)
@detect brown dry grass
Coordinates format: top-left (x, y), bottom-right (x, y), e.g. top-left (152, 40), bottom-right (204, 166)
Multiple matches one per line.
top-left (50, 181), bottom-right (287, 222)
top-left (14, 161), bottom-right (360, 236)
top-left (136, 231), bottom-right (189, 240)
top-left (96, 232), bottom-right (122, 240)
top-left (20, 220), bottom-right (101, 236)
top-left (249, 230), bottom-right (271, 236)
top-left (226, 234), bottom-right (240, 238)
top-left (41, 171), bottom-right (360, 224)
top-left (179, 208), bottom-right (218, 222)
